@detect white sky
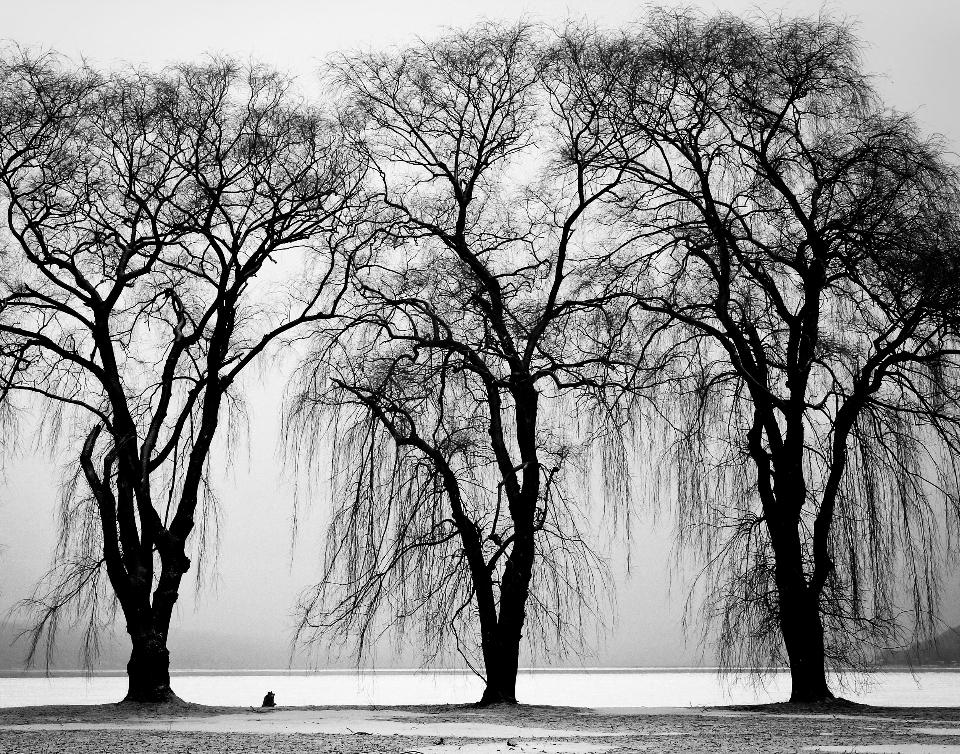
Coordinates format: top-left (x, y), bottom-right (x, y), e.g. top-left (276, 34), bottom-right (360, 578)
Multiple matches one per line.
top-left (3, 0), bottom-right (958, 142)
top-left (2, 0), bottom-right (959, 669)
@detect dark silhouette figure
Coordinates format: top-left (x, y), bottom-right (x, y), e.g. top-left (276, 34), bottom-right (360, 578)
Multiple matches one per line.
top-left (261, 691), bottom-right (276, 708)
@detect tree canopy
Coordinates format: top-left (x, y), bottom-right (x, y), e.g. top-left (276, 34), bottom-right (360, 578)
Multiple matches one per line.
top-left (1, 8), bottom-right (959, 707)
top-left (0, 51), bottom-right (366, 700)
top-left (561, 9), bottom-right (960, 699)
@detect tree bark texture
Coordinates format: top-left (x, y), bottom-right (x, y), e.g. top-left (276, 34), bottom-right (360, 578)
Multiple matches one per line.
top-left (124, 622), bottom-right (175, 703)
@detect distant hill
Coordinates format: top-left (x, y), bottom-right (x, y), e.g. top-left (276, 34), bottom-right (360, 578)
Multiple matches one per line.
top-left (882, 625), bottom-right (960, 667)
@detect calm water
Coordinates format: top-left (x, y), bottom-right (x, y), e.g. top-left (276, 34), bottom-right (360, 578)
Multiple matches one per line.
top-left (1, 669), bottom-right (959, 708)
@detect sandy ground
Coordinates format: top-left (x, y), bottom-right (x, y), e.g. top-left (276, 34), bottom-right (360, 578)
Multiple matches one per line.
top-left (5, 702), bottom-right (960, 753)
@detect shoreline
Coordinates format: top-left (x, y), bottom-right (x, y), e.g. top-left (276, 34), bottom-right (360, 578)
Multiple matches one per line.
top-left (6, 668), bottom-right (958, 711)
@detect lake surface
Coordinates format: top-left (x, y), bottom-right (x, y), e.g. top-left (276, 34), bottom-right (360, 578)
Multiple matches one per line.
top-left (2, 669), bottom-right (959, 708)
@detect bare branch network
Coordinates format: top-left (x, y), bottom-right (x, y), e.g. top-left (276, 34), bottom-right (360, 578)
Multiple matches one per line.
top-left (1, 7), bottom-right (959, 705)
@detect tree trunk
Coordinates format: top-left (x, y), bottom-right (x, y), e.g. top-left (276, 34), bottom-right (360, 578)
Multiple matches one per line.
top-left (479, 647), bottom-right (519, 705)
top-left (765, 454), bottom-right (835, 704)
top-left (475, 592), bottom-right (520, 705)
top-left (124, 620), bottom-right (177, 703)
top-left (478, 618), bottom-right (522, 704)
top-left (779, 580), bottom-right (833, 703)
top-left (477, 536), bottom-right (534, 705)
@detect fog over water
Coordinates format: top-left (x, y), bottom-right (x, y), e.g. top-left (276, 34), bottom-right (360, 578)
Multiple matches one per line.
top-left (3, 670), bottom-right (960, 709)
top-left (2, 0), bottom-right (960, 674)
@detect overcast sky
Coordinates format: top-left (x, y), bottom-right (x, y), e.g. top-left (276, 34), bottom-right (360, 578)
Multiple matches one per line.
top-left (2, 0), bottom-right (958, 143)
top-left (2, 0), bottom-right (959, 669)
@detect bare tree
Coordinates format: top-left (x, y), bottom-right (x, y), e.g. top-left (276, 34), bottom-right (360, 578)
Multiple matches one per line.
top-left (565, 11), bottom-right (960, 702)
top-left (287, 23), bottom-right (650, 704)
top-left (0, 51), bottom-right (365, 702)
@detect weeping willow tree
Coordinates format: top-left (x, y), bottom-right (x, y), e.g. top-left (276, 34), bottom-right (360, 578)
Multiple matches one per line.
top-left (0, 51), bottom-right (365, 701)
top-left (563, 10), bottom-right (960, 701)
top-left (286, 22), bottom-right (651, 704)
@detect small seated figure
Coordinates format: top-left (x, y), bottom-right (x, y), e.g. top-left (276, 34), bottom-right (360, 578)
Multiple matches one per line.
top-left (261, 691), bottom-right (276, 708)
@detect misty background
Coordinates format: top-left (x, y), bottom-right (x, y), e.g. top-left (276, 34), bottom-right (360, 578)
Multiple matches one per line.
top-left (2, 0), bottom-right (960, 671)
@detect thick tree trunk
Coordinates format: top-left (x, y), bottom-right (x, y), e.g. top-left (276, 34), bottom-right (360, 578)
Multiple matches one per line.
top-left (124, 621), bottom-right (177, 703)
top-left (119, 546), bottom-right (189, 704)
top-left (478, 619), bottom-right (523, 704)
top-left (475, 593), bottom-right (521, 705)
top-left (479, 652), bottom-right (519, 705)
top-left (762, 446), bottom-right (835, 704)
top-left (778, 578), bottom-right (833, 703)
top-left (477, 537), bottom-right (534, 705)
